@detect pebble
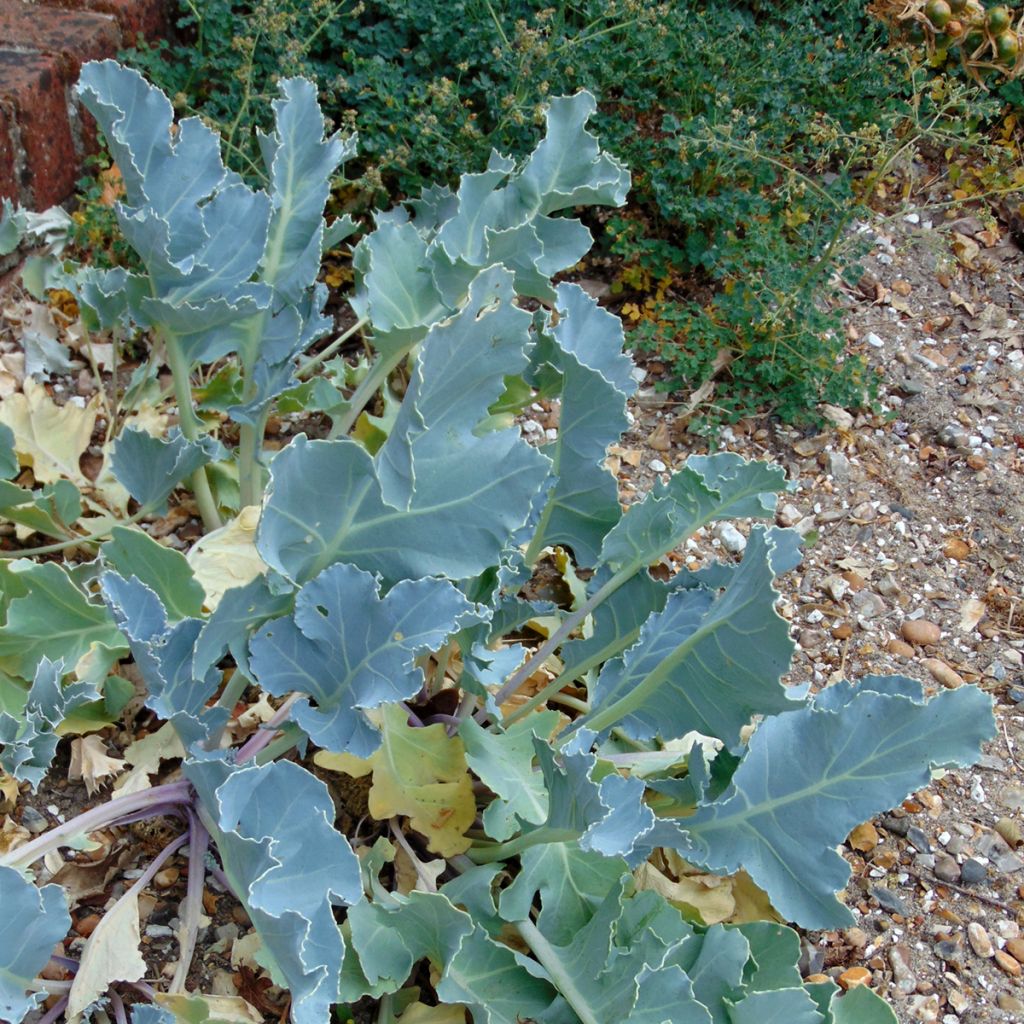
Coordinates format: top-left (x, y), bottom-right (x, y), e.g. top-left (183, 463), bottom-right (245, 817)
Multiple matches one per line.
top-left (145, 924), bottom-right (174, 939)
top-left (901, 620), bottom-right (941, 645)
top-left (853, 591), bottom-right (886, 619)
top-left (890, 945), bottom-right (917, 994)
top-left (935, 938), bottom-right (963, 962)
top-left (907, 826), bottom-right (933, 854)
top-left (648, 458), bottom-right (667, 473)
top-left (933, 852), bottom-right (960, 882)
top-left (994, 949), bottom-right (1022, 976)
top-left (75, 914), bottom-right (101, 938)
top-left (20, 807), bottom-right (48, 833)
top-left (997, 994), bottom-right (1024, 1014)
top-left (849, 822), bottom-right (881, 852)
top-left (714, 523), bottom-right (746, 554)
top-left (845, 927), bottom-right (869, 948)
top-left (959, 859), bottom-right (987, 884)
top-left (776, 503), bottom-right (802, 527)
top-left (967, 921), bottom-right (994, 958)
top-left (945, 835), bottom-right (967, 857)
top-left (153, 868), bottom-right (179, 890)
top-left (871, 886), bottom-right (913, 917)
top-left (827, 452), bottom-right (851, 481)
top-left (947, 990), bottom-right (968, 1014)
top-left (880, 814), bottom-right (911, 837)
top-left (920, 658), bottom-right (964, 689)
top-left (838, 966), bottom-right (872, 990)
top-left (995, 817), bottom-right (1022, 848)
top-left (908, 994), bottom-right (939, 1022)
top-left (886, 638), bottom-right (915, 659)
top-left (866, 332), bottom-right (885, 348)
top-left (1005, 937), bottom-right (1024, 963)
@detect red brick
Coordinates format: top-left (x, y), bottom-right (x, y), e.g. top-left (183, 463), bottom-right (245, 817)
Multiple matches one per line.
top-left (41, 0), bottom-right (167, 45)
top-left (0, 104), bottom-right (15, 202)
top-left (0, 2), bottom-right (121, 69)
top-left (0, 50), bottom-right (77, 206)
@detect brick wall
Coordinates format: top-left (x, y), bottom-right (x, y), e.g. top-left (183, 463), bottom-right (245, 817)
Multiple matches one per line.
top-left (0, 0), bottom-right (167, 209)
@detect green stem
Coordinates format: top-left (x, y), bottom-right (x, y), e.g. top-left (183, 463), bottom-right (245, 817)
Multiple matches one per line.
top-left (329, 346), bottom-right (407, 439)
top-left (515, 919), bottom-right (601, 1024)
top-left (466, 826), bottom-right (577, 864)
top-left (237, 412), bottom-right (269, 510)
top-left (163, 334), bottom-right (223, 532)
top-left (253, 725), bottom-right (304, 766)
top-left (0, 505), bottom-right (152, 558)
top-left (297, 316), bottom-right (369, 379)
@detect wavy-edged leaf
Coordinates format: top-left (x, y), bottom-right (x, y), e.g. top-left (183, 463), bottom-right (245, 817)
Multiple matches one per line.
top-left (185, 759), bottom-right (362, 1024)
top-left (258, 269), bottom-right (550, 585)
top-left (0, 866), bottom-right (71, 1023)
top-left (524, 879), bottom-right (711, 1024)
top-left (110, 428), bottom-right (222, 513)
top-left (599, 454), bottom-right (787, 575)
top-left (579, 528), bottom-right (798, 749)
top-left (460, 712), bottom-right (558, 837)
top-left (674, 679), bottom-right (995, 927)
top-left (0, 659), bottom-right (99, 787)
top-left (0, 478), bottom-right (82, 540)
top-left (0, 561), bottom-right (126, 680)
top-left (528, 284), bottom-right (635, 564)
top-left (250, 562), bottom-right (474, 756)
top-left (100, 573), bottom-right (222, 744)
top-left (101, 527), bottom-right (205, 620)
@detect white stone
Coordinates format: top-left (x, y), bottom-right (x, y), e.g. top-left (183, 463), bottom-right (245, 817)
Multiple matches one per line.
top-left (714, 522), bottom-right (746, 554)
top-left (866, 332), bottom-right (885, 348)
top-left (649, 459), bottom-right (667, 473)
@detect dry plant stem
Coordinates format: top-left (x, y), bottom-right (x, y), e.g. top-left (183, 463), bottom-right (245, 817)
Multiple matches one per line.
top-left (170, 812), bottom-right (210, 993)
top-left (0, 779), bottom-right (193, 870)
top-left (390, 818), bottom-right (438, 892)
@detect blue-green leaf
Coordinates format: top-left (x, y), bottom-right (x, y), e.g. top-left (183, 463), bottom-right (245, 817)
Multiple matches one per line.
top-left (579, 528), bottom-right (798, 749)
top-left (110, 429), bottom-right (223, 513)
top-left (258, 269), bottom-right (550, 584)
top-left (101, 527), bottom-right (206, 620)
top-left (675, 681), bottom-right (995, 927)
top-left (250, 563), bottom-right (474, 756)
top-left (599, 454), bottom-right (787, 575)
top-left (186, 759), bottom-right (361, 1024)
top-left (0, 866), bottom-right (71, 1023)
top-left (0, 658), bottom-right (99, 787)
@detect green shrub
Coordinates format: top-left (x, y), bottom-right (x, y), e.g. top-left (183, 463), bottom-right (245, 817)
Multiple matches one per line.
top-left (80, 0), bottom-right (985, 423)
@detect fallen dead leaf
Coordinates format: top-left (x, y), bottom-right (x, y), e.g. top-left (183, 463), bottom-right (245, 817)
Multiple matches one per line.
top-left (0, 377), bottom-right (100, 487)
top-left (960, 598), bottom-right (987, 632)
top-left (67, 891), bottom-right (146, 1021)
top-left (187, 506), bottom-right (268, 610)
top-left (952, 232), bottom-right (980, 268)
top-left (69, 735), bottom-right (127, 796)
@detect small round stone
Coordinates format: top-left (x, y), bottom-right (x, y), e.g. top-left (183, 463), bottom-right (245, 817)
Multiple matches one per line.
top-left (959, 859), bottom-right (987, 884)
top-left (901, 620), bottom-right (941, 645)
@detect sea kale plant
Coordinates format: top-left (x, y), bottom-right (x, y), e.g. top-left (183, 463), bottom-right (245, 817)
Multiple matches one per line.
top-left (0, 63), bottom-right (996, 1024)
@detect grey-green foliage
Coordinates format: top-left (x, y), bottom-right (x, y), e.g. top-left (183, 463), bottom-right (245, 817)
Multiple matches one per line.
top-left (0, 64), bottom-right (995, 1024)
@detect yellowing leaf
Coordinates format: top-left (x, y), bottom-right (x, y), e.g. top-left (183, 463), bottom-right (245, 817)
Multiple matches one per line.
top-left (69, 735), bottom-right (126, 795)
top-left (634, 860), bottom-right (737, 925)
top-left (153, 992), bottom-right (264, 1024)
top-left (366, 703), bottom-right (475, 856)
top-left (313, 748), bottom-right (373, 779)
top-left (0, 377), bottom-right (100, 486)
top-left (114, 722), bottom-right (185, 795)
top-left (399, 1004), bottom-right (467, 1024)
top-left (187, 506), bottom-right (267, 610)
top-left (0, 772), bottom-right (17, 813)
top-left (67, 890), bottom-right (146, 1022)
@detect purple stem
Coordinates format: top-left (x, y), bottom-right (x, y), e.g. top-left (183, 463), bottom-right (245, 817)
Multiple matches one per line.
top-left (35, 995), bottom-right (68, 1024)
top-left (128, 982), bottom-right (157, 1000)
top-left (402, 702), bottom-right (425, 728)
top-left (0, 780), bottom-right (193, 870)
top-left (123, 832), bottom-right (188, 901)
top-left (205, 859), bottom-right (238, 900)
top-left (235, 692), bottom-right (302, 764)
top-left (170, 811), bottom-right (210, 993)
top-left (108, 988), bottom-right (129, 1024)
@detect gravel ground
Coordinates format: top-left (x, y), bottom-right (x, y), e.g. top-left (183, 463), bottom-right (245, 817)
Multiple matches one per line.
top-left (592, 202), bottom-right (1024, 1023)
